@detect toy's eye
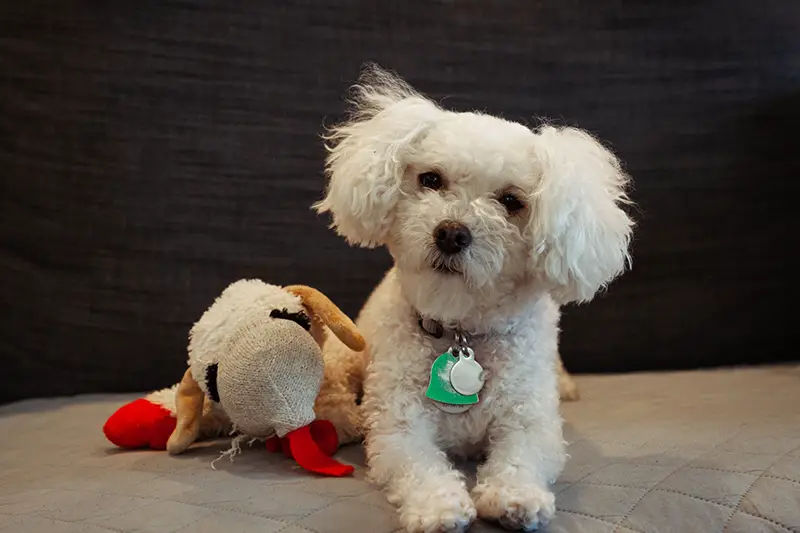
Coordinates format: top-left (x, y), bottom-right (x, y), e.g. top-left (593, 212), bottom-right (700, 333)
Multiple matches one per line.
top-left (498, 193), bottom-right (525, 214)
top-left (419, 172), bottom-right (444, 190)
top-left (205, 363), bottom-right (220, 402)
top-left (270, 308), bottom-right (311, 331)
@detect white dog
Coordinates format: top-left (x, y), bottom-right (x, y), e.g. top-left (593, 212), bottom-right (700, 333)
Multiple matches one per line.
top-left (313, 65), bottom-right (633, 533)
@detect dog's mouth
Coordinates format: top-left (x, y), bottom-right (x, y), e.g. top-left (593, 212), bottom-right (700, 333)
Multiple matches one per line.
top-left (433, 263), bottom-right (461, 275)
top-left (427, 250), bottom-right (463, 275)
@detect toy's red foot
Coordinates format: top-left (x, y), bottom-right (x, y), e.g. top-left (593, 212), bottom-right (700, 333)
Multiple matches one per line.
top-left (266, 420), bottom-right (353, 477)
top-left (103, 398), bottom-right (176, 450)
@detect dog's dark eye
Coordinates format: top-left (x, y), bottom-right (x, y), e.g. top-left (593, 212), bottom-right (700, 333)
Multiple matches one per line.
top-left (498, 193), bottom-right (525, 214)
top-left (419, 172), bottom-right (443, 191)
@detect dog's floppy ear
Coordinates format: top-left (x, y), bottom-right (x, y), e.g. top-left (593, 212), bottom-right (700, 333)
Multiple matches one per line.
top-left (313, 64), bottom-right (441, 247)
top-left (529, 125), bottom-right (634, 304)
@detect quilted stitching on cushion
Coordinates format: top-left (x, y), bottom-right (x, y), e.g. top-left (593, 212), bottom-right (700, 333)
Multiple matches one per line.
top-left (0, 366), bottom-right (797, 533)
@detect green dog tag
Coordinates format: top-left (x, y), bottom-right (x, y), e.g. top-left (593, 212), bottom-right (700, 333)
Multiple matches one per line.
top-left (426, 350), bottom-right (479, 413)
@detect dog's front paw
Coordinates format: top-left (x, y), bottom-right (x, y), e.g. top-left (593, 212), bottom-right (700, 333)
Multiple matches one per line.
top-left (472, 482), bottom-right (555, 531)
top-left (397, 485), bottom-right (476, 533)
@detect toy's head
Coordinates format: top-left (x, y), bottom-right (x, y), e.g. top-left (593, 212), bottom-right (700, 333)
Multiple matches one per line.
top-left (187, 280), bottom-right (364, 438)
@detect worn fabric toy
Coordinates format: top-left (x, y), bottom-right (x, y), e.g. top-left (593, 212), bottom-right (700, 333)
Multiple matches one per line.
top-left (103, 280), bottom-right (364, 477)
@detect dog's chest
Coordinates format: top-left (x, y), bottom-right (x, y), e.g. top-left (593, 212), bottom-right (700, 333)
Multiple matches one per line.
top-left (423, 337), bottom-right (513, 452)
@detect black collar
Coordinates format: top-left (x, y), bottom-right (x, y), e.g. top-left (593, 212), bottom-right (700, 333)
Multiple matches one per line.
top-left (418, 316), bottom-right (446, 339)
top-left (417, 315), bottom-right (482, 344)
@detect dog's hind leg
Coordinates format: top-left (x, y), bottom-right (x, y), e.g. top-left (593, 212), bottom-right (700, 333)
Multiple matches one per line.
top-left (557, 355), bottom-right (580, 401)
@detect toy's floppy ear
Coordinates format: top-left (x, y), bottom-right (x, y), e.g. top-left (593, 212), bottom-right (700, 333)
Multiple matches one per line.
top-left (166, 369), bottom-right (205, 455)
top-left (313, 63), bottom-right (441, 247)
top-left (284, 285), bottom-right (366, 352)
top-left (529, 125), bottom-right (634, 304)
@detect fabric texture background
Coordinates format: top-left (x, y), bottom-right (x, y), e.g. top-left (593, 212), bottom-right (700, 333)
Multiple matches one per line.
top-left (1, 1), bottom-right (798, 402)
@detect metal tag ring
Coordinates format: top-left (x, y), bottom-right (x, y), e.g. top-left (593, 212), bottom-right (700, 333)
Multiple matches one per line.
top-left (454, 331), bottom-right (469, 347)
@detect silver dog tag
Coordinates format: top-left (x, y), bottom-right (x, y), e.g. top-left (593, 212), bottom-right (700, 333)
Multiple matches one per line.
top-left (449, 347), bottom-right (485, 396)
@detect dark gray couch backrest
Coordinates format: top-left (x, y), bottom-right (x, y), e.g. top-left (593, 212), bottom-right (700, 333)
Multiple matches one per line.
top-left (1, 1), bottom-right (797, 403)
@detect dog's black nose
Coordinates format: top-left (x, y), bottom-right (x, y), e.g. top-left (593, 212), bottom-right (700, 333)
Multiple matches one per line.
top-left (434, 221), bottom-right (472, 254)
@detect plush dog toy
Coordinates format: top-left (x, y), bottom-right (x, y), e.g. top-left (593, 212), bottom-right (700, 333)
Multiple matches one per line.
top-left (103, 280), bottom-right (364, 477)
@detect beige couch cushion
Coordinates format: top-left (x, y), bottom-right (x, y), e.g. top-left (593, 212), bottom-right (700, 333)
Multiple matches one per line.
top-left (0, 366), bottom-right (797, 533)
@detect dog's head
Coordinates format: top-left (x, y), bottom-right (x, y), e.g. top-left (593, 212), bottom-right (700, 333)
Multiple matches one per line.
top-left (315, 65), bottom-right (633, 320)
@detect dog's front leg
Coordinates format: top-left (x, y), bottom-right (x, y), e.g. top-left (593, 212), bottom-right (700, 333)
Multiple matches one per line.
top-left (366, 407), bottom-right (476, 533)
top-left (472, 404), bottom-right (566, 531)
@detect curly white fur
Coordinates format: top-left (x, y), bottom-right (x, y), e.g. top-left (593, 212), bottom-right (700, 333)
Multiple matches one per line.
top-left (314, 64), bottom-right (634, 533)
